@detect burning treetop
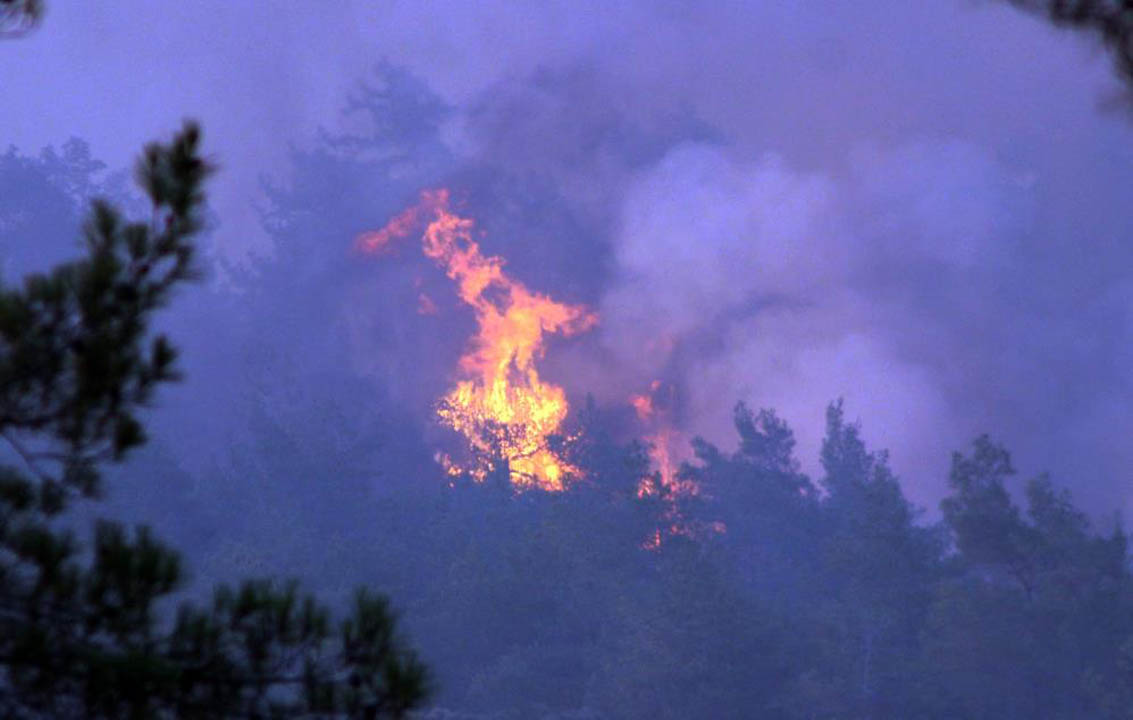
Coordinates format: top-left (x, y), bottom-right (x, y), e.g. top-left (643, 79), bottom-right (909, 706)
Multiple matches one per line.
top-left (359, 190), bottom-right (596, 491)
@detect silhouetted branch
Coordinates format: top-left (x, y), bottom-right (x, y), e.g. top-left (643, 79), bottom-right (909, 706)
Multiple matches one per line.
top-left (1006, 0), bottom-right (1133, 91)
top-left (0, 0), bottom-right (43, 38)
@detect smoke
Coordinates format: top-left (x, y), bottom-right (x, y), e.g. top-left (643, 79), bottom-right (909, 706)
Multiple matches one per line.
top-left (5, 0), bottom-right (1133, 515)
top-left (602, 145), bottom-right (840, 357)
top-left (587, 143), bottom-right (948, 501)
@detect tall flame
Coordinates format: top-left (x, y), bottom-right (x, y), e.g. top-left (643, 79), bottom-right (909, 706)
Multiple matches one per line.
top-left (359, 190), bottom-right (596, 491)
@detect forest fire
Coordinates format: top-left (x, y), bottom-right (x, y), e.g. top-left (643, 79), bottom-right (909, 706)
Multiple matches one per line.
top-left (360, 192), bottom-right (711, 546)
top-left (630, 380), bottom-right (687, 496)
top-left (359, 190), bottom-right (596, 491)
top-left (630, 380), bottom-right (710, 548)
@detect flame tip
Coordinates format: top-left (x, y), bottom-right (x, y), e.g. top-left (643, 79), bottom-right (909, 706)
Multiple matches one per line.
top-left (372, 188), bottom-right (594, 492)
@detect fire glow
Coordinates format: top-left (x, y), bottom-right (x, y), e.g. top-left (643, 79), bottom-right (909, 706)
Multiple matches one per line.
top-left (358, 190), bottom-right (595, 491)
top-left (630, 380), bottom-right (709, 547)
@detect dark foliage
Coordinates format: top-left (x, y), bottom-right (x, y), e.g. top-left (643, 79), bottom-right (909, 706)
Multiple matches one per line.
top-left (1006, 0), bottom-right (1133, 91)
top-left (106, 69), bottom-right (1124, 719)
top-left (0, 125), bottom-right (429, 719)
top-left (5, 61), bottom-right (1128, 718)
top-left (0, 0), bottom-right (41, 38)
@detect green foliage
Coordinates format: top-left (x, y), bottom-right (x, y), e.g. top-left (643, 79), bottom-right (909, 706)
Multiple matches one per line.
top-left (0, 125), bottom-right (428, 718)
top-left (941, 435), bottom-right (1031, 588)
top-left (0, 122), bottom-right (210, 507)
top-left (791, 401), bottom-right (943, 717)
top-left (921, 435), bottom-right (1133, 718)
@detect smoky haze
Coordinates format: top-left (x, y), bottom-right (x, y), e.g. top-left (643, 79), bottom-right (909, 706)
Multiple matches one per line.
top-left (4, 0), bottom-right (1133, 717)
top-left (4, 1), bottom-right (1131, 510)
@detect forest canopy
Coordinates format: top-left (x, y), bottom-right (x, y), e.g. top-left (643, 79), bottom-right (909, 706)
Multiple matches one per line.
top-left (4, 2), bottom-right (1133, 718)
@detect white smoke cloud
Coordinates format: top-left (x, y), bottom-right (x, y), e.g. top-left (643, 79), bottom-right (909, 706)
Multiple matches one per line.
top-left (595, 138), bottom-right (1038, 501)
top-left (599, 145), bottom-right (842, 377)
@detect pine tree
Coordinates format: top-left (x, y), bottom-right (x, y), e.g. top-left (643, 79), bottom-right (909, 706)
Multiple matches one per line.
top-left (0, 123), bottom-right (429, 719)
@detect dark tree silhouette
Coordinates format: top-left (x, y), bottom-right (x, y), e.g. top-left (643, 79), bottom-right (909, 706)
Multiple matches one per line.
top-left (0, 0), bottom-right (41, 37)
top-left (0, 123), bottom-right (429, 718)
top-left (1005, 0), bottom-right (1133, 91)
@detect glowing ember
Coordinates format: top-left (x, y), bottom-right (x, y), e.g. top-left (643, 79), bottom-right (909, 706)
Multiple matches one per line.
top-left (360, 189), bottom-right (596, 491)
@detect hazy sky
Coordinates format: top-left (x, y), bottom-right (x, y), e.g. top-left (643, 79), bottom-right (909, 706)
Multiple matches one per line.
top-left (3, 0), bottom-right (1132, 515)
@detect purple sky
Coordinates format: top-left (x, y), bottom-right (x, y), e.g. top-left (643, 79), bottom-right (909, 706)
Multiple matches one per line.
top-left (3, 0), bottom-right (1132, 516)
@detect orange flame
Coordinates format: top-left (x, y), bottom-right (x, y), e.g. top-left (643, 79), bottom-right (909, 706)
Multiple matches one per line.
top-left (361, 190), bottom-right (596, 491)
top-left (631, 380), bottom-right (684, 496)
top-left (629, 380), bottom-right (659, 423)
top-left (630, 380), bottom-right (721, 548)
top-left (637, 427), bottom-right (682, 497)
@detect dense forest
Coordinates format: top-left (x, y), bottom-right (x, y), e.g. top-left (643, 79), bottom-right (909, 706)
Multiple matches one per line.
top-left (2, 79), bottom-right (1131, 718)
top-left (4, 2), bottom-right (1133, 717)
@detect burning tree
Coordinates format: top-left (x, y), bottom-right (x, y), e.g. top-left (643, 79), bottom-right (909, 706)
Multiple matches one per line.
top-left (361, 191), bottom-right (711, 547)
top-left (360, 189), bottom-right (595, 491)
